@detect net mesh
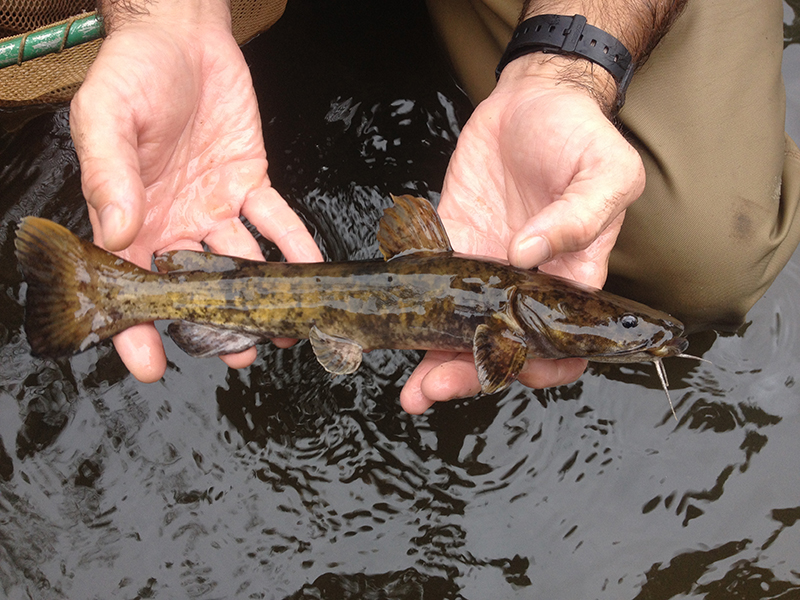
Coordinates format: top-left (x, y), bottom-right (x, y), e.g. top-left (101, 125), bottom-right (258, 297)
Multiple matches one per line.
top-left (0, 0), bottom-right (287, 106)
top-left (0, 0), bottom-right (94, 36)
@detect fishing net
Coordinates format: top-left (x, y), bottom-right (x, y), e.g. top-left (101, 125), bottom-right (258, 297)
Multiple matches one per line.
top-left (0, 0), bottom-right (287, 106)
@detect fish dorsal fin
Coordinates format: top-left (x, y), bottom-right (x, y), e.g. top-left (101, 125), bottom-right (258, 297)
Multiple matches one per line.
top-left (155, 250), bottom-right (243, 273)
top-left (377, 194), bottom-right (453, 261)
top-left (473, 310), bottom-right (528, 395)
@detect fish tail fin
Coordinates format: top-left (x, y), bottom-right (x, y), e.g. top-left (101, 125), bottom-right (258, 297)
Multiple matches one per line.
top-left (14, 217), bottom-right (145, 358)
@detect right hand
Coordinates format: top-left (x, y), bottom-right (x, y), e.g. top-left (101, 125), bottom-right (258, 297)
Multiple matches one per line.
top-left (400, 54), bottom-right (646, 414)
top-left (70, 4), bottom-right (322, 382)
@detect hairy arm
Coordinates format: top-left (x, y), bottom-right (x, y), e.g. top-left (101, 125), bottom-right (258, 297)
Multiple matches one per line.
top-left (522, 0), bottom-right (688, 57)
top-left (97, 0), bottom-right (234, 39)
top-left (519, 0), bottom-right (688, 112)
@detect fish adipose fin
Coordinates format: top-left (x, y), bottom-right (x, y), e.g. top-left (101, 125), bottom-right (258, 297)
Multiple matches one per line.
top-left (167, 321), bottom-right (263, 358)
top-left (155, 250), bottom-right (242, 274)
top-left (474, 312), bottom-right (528, 394)
top-left (377, 195), bottom-right (453, 260)
top-left (14, 217), bottom-right (145, 357)
top-left (309, 326), bottom-right (363, 375)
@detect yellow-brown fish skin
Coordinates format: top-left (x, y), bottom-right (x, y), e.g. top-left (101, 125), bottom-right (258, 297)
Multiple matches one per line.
top-left (13, 222), bottom-right (508, 356)
top-left (14, 195), bottom-right (688, 394)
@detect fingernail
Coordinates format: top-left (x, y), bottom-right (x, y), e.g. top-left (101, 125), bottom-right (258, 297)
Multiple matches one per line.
top-left (515, 235), bottom-right (551, 268)
top-left (99, 204), bottom-right (124, 247)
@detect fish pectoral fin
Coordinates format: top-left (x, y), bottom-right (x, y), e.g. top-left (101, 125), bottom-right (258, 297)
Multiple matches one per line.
top-left (376, 195), bottom-right (454, 260)
top-left (309, 326), bottom-right (363, 375)
top-left (473, 316), bottom-right (528, 395)
top-left (167, 321), bottom-right (262, 357)
top-left (155, 250), bottom-right (245, 273)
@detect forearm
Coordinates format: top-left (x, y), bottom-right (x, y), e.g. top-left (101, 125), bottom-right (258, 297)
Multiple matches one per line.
top-left (96, 0), bottom-right (232, 34)
top-left (521, 0), bottom-right (688, 65)
top-left (511, 0), bottom-right (688, 112)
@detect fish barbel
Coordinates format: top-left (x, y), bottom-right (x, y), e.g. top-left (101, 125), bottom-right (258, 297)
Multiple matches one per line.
top-left (15, 195), bottom-right (692, 407)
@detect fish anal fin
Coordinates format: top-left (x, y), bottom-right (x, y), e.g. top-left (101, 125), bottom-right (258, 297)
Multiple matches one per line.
top-left (473, 313), bottom-right (528, 395)
top-left (155, 250), bottom-right (245, 274)
top-left (377, 195), bottom-right (453, 261)
top-left (167, 321), bottom-right (262, 357)
top-left (309, 325), bottom-right (363, 375)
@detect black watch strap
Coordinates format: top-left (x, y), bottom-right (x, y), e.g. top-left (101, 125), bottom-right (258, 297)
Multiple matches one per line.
top-left (496, 14), bottom-right (635, 107)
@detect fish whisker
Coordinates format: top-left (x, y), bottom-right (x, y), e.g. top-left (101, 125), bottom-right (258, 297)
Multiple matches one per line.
top-left (675, 352), bottom-right (713, 365)
top-left (653, 358), bottom-right (677, 421)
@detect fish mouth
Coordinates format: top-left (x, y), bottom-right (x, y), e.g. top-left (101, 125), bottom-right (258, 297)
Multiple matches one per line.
top-left (650, 336), bottom-right (690, 358)
top-left (590, 336), bottom-right (689, 364)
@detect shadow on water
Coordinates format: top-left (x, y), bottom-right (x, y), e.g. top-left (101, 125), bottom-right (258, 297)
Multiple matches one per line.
top-left (1, 1), bottom-right (800, 598)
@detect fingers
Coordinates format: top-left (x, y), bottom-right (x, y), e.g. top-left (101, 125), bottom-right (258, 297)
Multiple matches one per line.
top-left (419, 355), bottom-right (482, 402)
top-left (242, 186), bottom-right (323, 263)
top-left (220, 347), bottom-right (258, 369)
top-left (517, 357), bottom-right (587, 389)
top-left (400, 352), bottom-right (588, 415)
top-left (204, 217), bottom-right (266, 262)
top-left (112, 324), bottom-right (168, 383)
top-left (400, 351), bottom-right (468, 414)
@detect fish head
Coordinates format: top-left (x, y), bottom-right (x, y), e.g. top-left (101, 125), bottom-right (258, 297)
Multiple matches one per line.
top-left (512, 274), bottom-right (688, 363)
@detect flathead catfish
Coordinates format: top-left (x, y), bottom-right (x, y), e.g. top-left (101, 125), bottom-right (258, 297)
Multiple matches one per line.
top-left (15, 195), bottom-right (694, 405)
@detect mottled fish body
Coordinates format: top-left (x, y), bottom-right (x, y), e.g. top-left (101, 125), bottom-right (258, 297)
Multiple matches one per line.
top-left (15, 195), bottom-right (689, 398)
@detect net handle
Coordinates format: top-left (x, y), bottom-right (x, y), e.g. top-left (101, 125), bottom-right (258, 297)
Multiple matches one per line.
top-left (0, 13), bottom-right (104, 69)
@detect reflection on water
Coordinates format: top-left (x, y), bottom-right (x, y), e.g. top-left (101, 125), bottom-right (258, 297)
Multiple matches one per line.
top-left (787, 0), bottom-right (800, 45)
top-left (1, 1), bottom-right (800, 598)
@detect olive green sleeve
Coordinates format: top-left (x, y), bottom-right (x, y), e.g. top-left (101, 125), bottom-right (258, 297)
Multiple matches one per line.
top-left (606, 0), bottom-right (800, 331)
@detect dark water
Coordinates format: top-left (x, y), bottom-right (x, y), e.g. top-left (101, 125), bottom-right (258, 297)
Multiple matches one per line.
top-left (1, 2), bottom-right (800, 598)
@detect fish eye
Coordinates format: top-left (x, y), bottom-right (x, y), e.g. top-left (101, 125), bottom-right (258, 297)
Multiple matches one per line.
top-left (621, 314), bottom-right (639, 329)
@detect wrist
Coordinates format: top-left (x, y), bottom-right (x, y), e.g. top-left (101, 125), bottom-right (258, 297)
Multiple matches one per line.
top-left (496, 14), bottom-right (634, 115)
top-left (505, 2), bottom-right (688, 112)
top-left (98, 0), bottom-right (232, 35)
top-left (497, 52), bottom-right (618, 116)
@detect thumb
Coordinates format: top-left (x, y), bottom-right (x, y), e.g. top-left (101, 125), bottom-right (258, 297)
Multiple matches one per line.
top-left (507, 191), bottom-right (611, 269)
top-left (508, 165), bottom-right (645, 269)
top-left (70, 94), bottom-right (146, 252)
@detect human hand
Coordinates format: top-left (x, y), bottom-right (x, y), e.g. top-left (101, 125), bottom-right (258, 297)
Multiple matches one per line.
top-left (400, 54), bottom-right (646, 414)
top-left (70, 2), bottom-right (322, 382)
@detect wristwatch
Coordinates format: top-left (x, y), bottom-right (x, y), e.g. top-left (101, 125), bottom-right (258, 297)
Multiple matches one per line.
top-left (495, 14), bottom-right (635, 110)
